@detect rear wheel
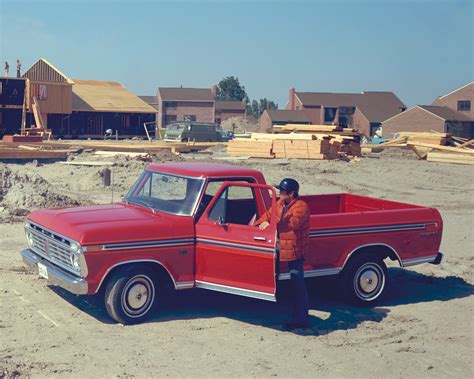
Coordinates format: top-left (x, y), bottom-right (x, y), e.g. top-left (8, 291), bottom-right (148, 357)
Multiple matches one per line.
top-left (341, 253), bottom-right (387, 306)
top-left (105, 266), bottom-right (158, 324)
top-left (181, 138), bottom-right (188, 142)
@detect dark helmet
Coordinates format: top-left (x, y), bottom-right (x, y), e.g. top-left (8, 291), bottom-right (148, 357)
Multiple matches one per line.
top-left (275, 178), bottom-right (299, 193)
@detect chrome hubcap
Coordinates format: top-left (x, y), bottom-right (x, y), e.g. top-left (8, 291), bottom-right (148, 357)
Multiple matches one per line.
top-left (353, 262), bottom-right (385, 301)
top-left (359, 270), bottom-right (379, 293)
top-left (121, 275), bottom-right (155, 317)
top-left (127, 283), bottom-right (148, 309)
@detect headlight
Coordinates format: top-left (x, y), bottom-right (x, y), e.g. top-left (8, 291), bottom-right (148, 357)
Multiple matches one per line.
top-left (70, 253), bottom-right (81, 270)
top-left (25, 230), bottom-right (34, 248)
top-left (69, 242), bottom-right (88, 277)
top-left (69, 242), bottom-right (82, 255)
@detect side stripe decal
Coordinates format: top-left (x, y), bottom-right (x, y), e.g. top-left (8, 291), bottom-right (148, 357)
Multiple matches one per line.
top-left (103, 238), bottom-right (195, 251)
top-left (196, 238), bottom-right (275, 254)
top-left (309, 223), bottom-right (426, 237)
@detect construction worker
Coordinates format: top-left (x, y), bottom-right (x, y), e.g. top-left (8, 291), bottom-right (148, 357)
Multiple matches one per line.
top-left (16, 59), bottom-right (21, 77)
top-left (104, 129), bottom-right (113, 139)
top-left (255, 178), bottom-right (310, 330)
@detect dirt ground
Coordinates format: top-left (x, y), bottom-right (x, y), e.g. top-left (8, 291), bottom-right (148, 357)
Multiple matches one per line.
top-left (0, 147), bottom-right (473, 378)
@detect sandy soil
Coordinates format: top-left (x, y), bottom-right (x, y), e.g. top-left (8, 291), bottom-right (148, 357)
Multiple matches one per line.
top-left (0, 148), bottom-right (473, 378)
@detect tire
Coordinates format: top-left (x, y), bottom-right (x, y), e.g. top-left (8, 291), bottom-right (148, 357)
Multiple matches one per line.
top-left (104, 266), bottom-right (158, 324)
top-left (341, 253), bottom-right (387, 306)
top-left (181, 138), bottom-right (188, 142)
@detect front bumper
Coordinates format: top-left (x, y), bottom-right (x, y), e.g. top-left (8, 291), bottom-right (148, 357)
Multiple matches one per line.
top-left (21, 248), bottom-right (88, 295)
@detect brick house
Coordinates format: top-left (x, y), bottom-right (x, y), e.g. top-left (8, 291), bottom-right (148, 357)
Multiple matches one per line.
top-left (382, 105), bottom-right (474, 139)
top-left (215, 100), bottom-right (246, 124)
top-left (157, 87), bottom-right (215, 128)
top-left (286, 88), bottom-right (406, 136)
top-left (259, 109), bottom-right (310, 131)
top-left (155, 87), bottom-right (247, 128)
top-left (432, 82), bottom-right (473, 119)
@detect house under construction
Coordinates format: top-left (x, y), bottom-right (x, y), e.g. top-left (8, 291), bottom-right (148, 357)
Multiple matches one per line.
top-left (1, 58), bottom-right (156, 138)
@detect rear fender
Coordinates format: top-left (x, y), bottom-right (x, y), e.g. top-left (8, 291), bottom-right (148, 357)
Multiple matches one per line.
top-left (341, 243), bottom-right (402, 271)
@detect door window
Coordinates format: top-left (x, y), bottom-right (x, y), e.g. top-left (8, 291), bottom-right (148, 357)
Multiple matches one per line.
top-left (208, 185), bottom-right (258, 225)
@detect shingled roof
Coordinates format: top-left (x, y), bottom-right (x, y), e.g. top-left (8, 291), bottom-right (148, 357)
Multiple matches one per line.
top-left (295, 91), bottom-right (406, 123)
top-left (139, 96), bottom-right (159, 111)
top-left (72, 80), bottom-right (157, 113)
top-left (158, 87), bottom-right (214, 102)
top-left (419, 105), bottom-right (474, 121)
top-left (264, 109), bottom-right (310, 123)
top-left (215, 100), bottom-right (246, 110)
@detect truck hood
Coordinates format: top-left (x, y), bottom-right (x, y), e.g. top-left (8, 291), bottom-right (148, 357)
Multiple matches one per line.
top-left (27, 203), bottom-right (183, 245)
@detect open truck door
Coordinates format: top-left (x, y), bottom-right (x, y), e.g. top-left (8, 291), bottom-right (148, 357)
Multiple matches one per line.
top-left (195, 182), bottom-right (278, 301)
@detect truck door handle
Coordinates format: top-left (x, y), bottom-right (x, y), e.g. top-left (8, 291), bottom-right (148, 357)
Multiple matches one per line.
top-left (253, 236), bottom-right (266, 241)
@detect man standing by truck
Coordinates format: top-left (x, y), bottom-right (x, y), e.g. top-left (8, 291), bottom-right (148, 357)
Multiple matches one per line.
top-left (256, 178), bottom-right (311, 330)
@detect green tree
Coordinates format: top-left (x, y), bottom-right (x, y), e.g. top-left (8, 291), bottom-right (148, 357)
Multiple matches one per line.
top-left (247, 98), bottom-right (278, 118)
top-left (216, 76), bottom-right (248, 101)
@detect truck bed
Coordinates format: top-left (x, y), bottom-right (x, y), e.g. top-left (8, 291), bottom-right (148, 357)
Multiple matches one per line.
top-left (300, 193), bottom-right (421, 215)
top-left (289, 193), bottom-right (442, 273)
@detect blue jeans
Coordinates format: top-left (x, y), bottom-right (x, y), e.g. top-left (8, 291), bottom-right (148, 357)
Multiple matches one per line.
top-left (288, 258), bottom-right (309, 324)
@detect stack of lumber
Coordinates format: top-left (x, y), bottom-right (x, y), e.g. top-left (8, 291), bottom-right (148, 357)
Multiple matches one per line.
top-left (226, 140), bottom-right (274, 158)
top-left (273, 140), bottom-right (329, 159)
top-left (227, 132), bottom-right (359, 160)
top-left (271, 124), bottom-right (361, 159)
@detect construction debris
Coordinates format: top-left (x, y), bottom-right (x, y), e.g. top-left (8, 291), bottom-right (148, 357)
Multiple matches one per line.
top-left (0, 140), bottom-right (221, 161)
top-left (60, 161), bottom-right (115, 166)
top-left (359, 131), bottom-right (474, 165)
top-left (426, 152), bottom-right (474, 165)
top-left (0, 147), bottom-right (68, 160)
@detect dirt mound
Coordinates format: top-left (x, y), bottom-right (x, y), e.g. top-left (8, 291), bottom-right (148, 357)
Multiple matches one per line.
top-left (220, 117), bottom-right (261, 133)
top-left (111, 150), bottom-right (183, 169)
top-left (0, 166), bottom-right (81, 222)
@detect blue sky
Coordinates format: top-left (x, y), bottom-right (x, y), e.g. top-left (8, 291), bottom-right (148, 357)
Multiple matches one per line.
top-left (1, 0), bottom-right (472, 107)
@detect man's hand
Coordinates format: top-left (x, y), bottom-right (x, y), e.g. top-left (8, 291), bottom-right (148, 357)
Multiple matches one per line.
top-left (259, 221), bottom-right (270, 230)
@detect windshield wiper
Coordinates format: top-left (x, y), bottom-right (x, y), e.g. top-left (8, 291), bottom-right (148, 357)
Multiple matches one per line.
top-left (129, 199), bottom-right (156, 214)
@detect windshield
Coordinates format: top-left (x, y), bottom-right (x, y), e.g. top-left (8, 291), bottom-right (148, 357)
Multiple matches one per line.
top-left (125, 171), bottom-right (205, 216)
top-left (169, 124), bottom-right (185, 130)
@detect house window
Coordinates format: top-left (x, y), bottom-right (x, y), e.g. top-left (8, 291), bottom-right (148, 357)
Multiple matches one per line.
top-left (164, 101), bottom-right (177, 109)
top-left (184, 115), bottom-right (196, 122)
top-left (457, 100), bottom-right (471, 112)
top-left (164, 115), bottom-right (177, 125)
top-left (324, 108), bottom-right (337, 123)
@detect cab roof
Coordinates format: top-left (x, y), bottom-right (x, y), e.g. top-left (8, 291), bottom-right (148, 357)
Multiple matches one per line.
top-left (146, 162), bottom-right (264, 180)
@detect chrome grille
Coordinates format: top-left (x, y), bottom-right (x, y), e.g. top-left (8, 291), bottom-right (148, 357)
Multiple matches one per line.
top-left (27, 223), bottom-right (78, 274)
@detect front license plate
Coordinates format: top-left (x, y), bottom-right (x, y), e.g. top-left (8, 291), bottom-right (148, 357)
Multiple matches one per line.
top-left (38, 262), bottom-right (48, 279)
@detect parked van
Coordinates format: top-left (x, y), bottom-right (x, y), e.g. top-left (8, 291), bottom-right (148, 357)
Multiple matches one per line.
top-left (164, 122), bottom-right (222, 142)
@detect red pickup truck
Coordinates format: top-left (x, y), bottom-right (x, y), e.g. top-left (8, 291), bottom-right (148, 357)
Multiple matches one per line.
top-left (21, 162), bottom-right (443, 324)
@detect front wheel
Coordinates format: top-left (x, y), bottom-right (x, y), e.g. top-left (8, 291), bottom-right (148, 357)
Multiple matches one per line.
top-left (341, 253), bottom-right (387, 306)
top-left (104, 266), bottom-right (158, 324)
